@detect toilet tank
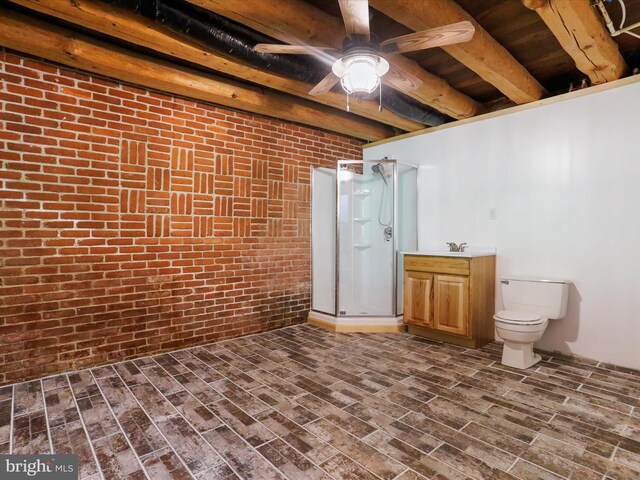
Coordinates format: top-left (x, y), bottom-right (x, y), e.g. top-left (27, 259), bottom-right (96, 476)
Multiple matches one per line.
top-left (500, 277), bottom-right (570, 320)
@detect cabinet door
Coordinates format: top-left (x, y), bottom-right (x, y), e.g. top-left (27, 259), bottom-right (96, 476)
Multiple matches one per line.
top-left (404, 271), bottom-right (433, 327)
top-left (434, 275), bottom-right (469, 336)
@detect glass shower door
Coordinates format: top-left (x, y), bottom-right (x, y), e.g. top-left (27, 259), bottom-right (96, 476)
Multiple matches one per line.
top-left (396, 163), bottom-right (418, 315)
top-left (312, 167), bottom-right (336, 314)
top-left (337, 160), bottom-right (395, 316)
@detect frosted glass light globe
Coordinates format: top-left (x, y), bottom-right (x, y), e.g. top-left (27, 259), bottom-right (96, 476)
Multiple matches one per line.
top-left (332, 54), bottom-right (389, 96)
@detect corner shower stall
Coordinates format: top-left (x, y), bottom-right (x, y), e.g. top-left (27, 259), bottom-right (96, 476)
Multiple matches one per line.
top-left (310, 159), bottom-right (417, 331)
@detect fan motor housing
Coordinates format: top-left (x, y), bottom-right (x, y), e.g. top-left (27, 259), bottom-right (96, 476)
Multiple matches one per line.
top-left (342, 34), bottom-right (380, 55)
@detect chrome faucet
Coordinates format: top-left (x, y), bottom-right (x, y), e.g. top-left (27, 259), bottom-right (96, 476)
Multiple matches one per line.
top-left (446, 242), bottom-right (468, 252)
top-left (446, 242), bottom-right (459, 252)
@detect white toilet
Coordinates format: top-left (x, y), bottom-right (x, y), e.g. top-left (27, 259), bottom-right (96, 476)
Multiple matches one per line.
top-left (494, 277), bottom-right (570, 369)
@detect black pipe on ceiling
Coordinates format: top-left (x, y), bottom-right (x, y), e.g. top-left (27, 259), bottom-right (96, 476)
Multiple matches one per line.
top-left (103, 0), bottom-right (446, 127)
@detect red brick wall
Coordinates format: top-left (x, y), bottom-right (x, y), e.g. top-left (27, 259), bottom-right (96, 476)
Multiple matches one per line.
top-left (0, 51), bottom-right (362, 385)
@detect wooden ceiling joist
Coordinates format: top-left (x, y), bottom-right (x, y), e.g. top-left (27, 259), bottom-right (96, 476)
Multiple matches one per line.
top-left (9, 0), bottom-right (421, 133)
top-left (186, 0), bottom-right (487, 119)
top-left (0, 9), bottom-right (394, 141)
top-left (369, 0), bottom-right (547, 105)
top-left (523, 0), bottom-right (628, 84)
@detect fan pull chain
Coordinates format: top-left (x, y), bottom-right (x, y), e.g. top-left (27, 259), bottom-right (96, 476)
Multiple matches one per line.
top-left (379, 82), bottom-right (383, 112)
top-left (346, 92), bottom-right (350, 112)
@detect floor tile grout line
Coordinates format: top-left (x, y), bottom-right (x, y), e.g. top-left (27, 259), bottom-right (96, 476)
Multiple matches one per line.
top-left (149, 349), bottom-right (330, 478)
top-left (426, 440), bottom-right (518, 479)
top-left (0, 324), bottom-right (310, 394)
top-left (552, 413), bottom-right (636, 453)
top-left (403, 402), bottom-right (533, 467)
top-left (65, 375), bottom-right (105, 480)
top-left (39, 379), bottom-right (54, 455)
top-left (501, 412), bottom-right (632, 476)
top-left (610, 444), bottom-right (620, 463)
top-left (158, 349), bottom-right (274, 425)
top-left (102, 367), bottom-right (201, 480)
top-left (530, 432), bottom-right (622, 478)
top-left (168, 349), bottom-right (273, 416)
top-left (577, 383), bottom-right (640, 408)
top-left (344, 369), bottom-right (537, 470)
top-left (305, 423), bottom-right (389, 480)
top-left (86, 371), bottom-right (153, 480)
top-left (505, 452), bottom-right (520, 473)
top-left (509, 456), bottom-right (594, 479)
top-left (164, 347), bottom-right (388, 480)
top-left (12, 326), bottom-right (640, 393)
top-left (181, 345), bottom-right (287, 392)
top-left (253, 388), bottom-right (392, 478)
top-left (529, 432), bottom-right (541, 445)
top-left (310, 451), bottom-right (344, 480)
top-left (426, 440), bottom-right (445, 457)
top-left (308, 410), bottom-right (430, 480)
top-left (424, 435), bottom-right (498, 480)
top-left (130, 360), bottom-right (241, 479)
top-left (409, 373), bottom-right (564, 425)
top-left (194, 384), bottom-right (331, 479)
top-left (391, 467), bottom-right (409, 480)
top-left (261, 435), bottom-right (344, 480)
top-left (9, 384), bottom-right (14, 454)
top-left (177, 345), bottom-right (342, 435)
top-left (299, 335), bottom-right (640, 467)
top-left (5, 327), bottom-right (640, 479)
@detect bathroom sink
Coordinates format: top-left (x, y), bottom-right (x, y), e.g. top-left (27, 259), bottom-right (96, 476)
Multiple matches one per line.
top-left (402, 250), bottom-right (495, 258)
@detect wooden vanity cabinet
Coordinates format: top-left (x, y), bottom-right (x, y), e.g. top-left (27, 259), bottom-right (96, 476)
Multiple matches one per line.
top-left (403, 254), bottom-right (495, 348)
top-left (404, 271), bottom-right (433, 327)
top-left (433, 274), bottom-right (469, 336)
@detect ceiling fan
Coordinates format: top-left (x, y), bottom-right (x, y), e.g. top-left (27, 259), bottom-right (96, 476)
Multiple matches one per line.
top-left (253, 0), bottom-right (475, 110)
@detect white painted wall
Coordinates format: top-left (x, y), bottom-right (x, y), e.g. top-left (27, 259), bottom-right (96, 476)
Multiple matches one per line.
top-left (365, 79), bottom-right (640, 369)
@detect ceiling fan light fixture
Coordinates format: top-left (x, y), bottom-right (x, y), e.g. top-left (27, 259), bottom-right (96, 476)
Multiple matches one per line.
top-left (332, 54), bottom-right (389, 96)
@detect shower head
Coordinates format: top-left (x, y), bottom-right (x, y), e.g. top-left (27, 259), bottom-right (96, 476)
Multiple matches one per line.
top-left (371, 162), bottom-right (388, 187)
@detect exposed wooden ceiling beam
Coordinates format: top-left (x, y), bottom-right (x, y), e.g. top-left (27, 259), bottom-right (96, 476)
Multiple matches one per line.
top-left (522, 0), bottom-right (628, 84)
top-left (0, 9), bottom-right (394, 142)
top-left (369, 0), bottom-right (547, 104)
top-left (186, 0), bottom-right (487, 119)
top-left (8, 0), bottom-right (421, 133)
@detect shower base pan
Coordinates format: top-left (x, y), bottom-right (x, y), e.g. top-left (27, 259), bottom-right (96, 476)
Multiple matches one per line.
top-left (307, 310), bottom-right (405, 333)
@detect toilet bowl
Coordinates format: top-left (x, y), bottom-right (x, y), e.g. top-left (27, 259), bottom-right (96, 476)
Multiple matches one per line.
top-left (494, 277), bottom-right (570, 369)
top-left (494, 310), bottom-right (549, 369)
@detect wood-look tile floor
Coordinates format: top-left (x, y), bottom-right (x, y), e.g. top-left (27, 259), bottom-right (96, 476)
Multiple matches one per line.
top-left (1, 324), bottom-right (639, 480)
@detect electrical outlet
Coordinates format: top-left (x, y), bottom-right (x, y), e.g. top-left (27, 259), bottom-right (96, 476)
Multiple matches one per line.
top-left (489, 208), bottom-right (497, 220)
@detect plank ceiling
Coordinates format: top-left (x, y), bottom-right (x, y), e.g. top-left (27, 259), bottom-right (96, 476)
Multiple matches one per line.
top-left (307, 0), bottom-right (640, 102)
top-left (2, 0), bottom-right (639, 141)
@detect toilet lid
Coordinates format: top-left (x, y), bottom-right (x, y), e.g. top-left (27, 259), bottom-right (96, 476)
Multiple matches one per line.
top-left (494, 310), bottom-right (545, 325)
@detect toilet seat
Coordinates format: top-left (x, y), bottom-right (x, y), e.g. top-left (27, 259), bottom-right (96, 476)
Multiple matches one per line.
top-left (494, 310), bottom-right (545, 326)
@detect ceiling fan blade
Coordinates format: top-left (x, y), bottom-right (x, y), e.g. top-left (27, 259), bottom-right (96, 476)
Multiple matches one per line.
top-left (381, 21), bottom-right (475, 54)
top-left (338, 0), bottom-right (370, 40)
top-left (381, 61), bottom-right (423, 92)
top-left (254, 44), bottom-right (340, 55)
top-left (309, 71), bottom-right (340, 96)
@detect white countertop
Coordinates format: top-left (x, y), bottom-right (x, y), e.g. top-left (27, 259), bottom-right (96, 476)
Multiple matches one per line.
top-left (402, 251), bottom-right (496, 258)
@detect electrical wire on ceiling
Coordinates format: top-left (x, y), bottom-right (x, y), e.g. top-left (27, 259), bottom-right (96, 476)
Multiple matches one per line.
top-left (615, 0), bottom-right (640, 39)
top-left (101, 0), bottom-right (447, 127)
top-left (595, 0), bottom-right (640, 40)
